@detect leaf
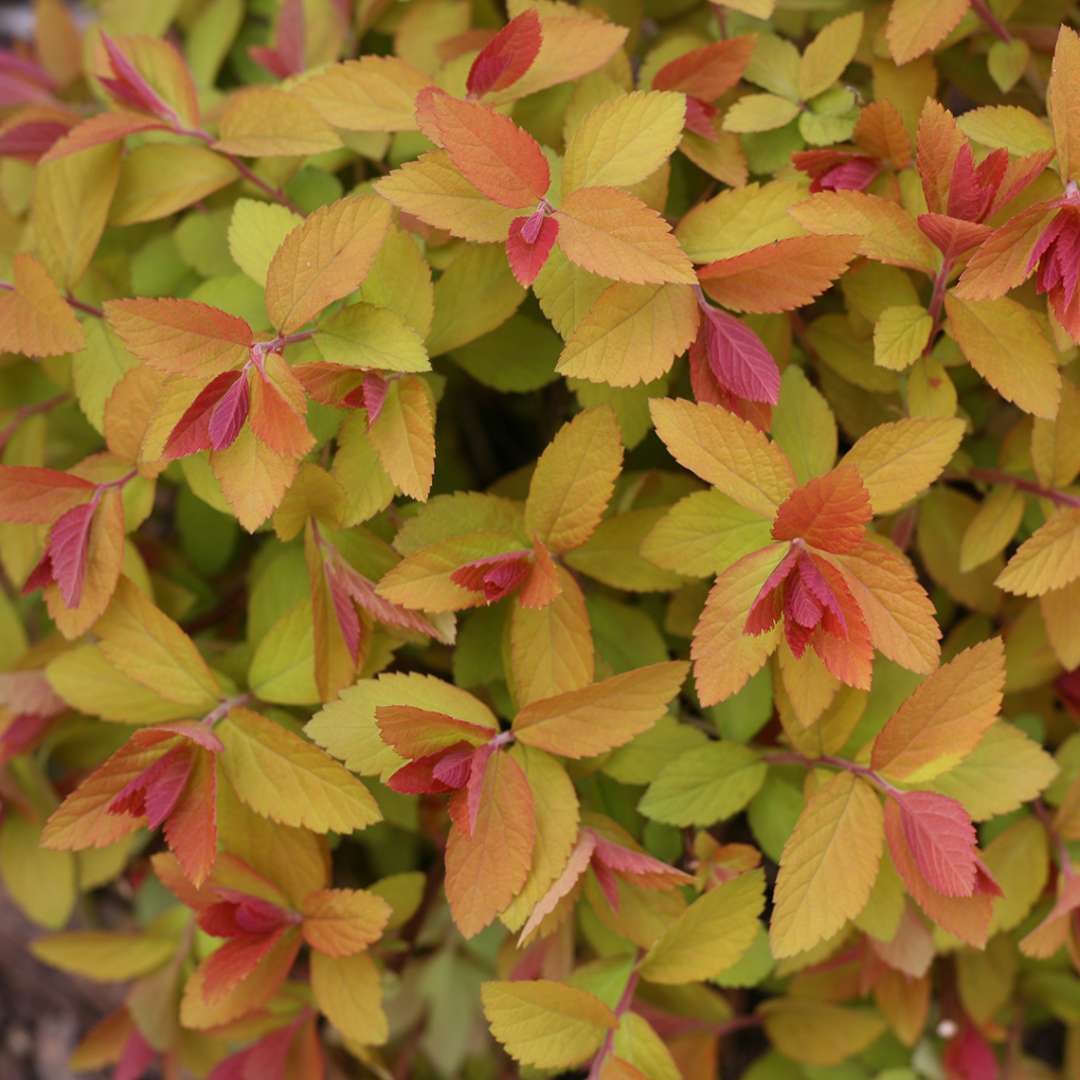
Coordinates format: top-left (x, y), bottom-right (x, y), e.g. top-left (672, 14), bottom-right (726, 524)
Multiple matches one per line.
top-left (264, 194), bottom-right (392, 334)
top-left (556, 187), bottom-right (696, 286)
top-left (887, 0), bottom-right (970, 65)
top-left (211, 426), bottom-right (297, 532)
top-left (415, 87), bottom-right (549, 209)
top-left (841, 417), bottom-right (965, 514)
top-left (313, 302), bottom-right (430, 373)
top-left (367, 375), bottom-right (435, 501)
top-left (770, 771), bottom-right (883, 958)
top-left (227, 198), bottom-right (302, 288)
top-left (109, 143), bottom-right (238, 225)
top-left (481, 980), bottom-right (616, 1069)
top-left (760, 999), bottom-right (886, 1067)
top-left (692, 544), bottom-right (787, 706)
top-left (524, 406), bottom-right (623, 552)
top-left (506, 214), bottom-right (559, 288)
top-left (833, 541), bottom-right (941, 674)
top-left (945, 295), bottom-right (1061, 420)
top-left (0, 466), bottom-right (93, 524)
top-left (310, 950), bottom-right (387, 1045)
top-left (30, 931), bottom-right (177, 981)
top-left (444, 750), bottom-right (534, 937)
top-left (0, 253), bottom-right (84, 357)
top-left (996, 508), bottom-right (1080, 596)
top-left (610, 1014), bottom-right (680, 1080)
top-left (638, 869), bottom-right (765, 983)
top-left (874, 305), bottom-right (932, 371)
top-left (468, 10), bottom-right (542, 97)
top-left (562, 91), bottom-right (687, 194)
top-left (871, 639), bottom-right (1004, 782)
top-left (213, 86), bottom-right (342, 156)
top-left (94, 577), bottom-right (220, 709)
top-left (722, 93), bottom-right (800, 133)
top-left (653, 37), bottom-right (755, 101)
top-left (300, 888), bottom-right (391, 957)
top-left (217, 707), bottom-right (381, 833)
top-left (104, 297), bottom-right (253, 378)
top-left (1049, 25), bottom-right (1080, 183)
top-left (513, 661), bottom-right (688, 759)
top-left (294, 55), bottom-right (431, 132)
top-left (556, 282), bottom-right (697, 388)
top-left (892, 790), bottom-right (978, 897)
top-left (697, 235), bottom-right (860, 315)
top-left (649, 398), bottom-right (794, 517)
top-left (771, 466), bottom-right (871, 554)
top-left (799, 13), bottom-right (863, 100)
top-left (640, 742), bottom-right (766, 828)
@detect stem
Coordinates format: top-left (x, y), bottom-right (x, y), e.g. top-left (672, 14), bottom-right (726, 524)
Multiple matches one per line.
top-left (202, 692), bottom-right (253, 728)
top-left (715, 1014), bottom-right (764, 1040)
top-left (1033, 799), bottom-right (1075, 878)
top-left (971, 0), bottom-right (1013, 42)
top-left (965, 467), bottom-right (1080, 509)
top-left (0, 282), bottom-right (103, 320)
top-left (764, 751), bottom-right (901, 796)
top-left (0, 393), bottom-right (69, 452)
top-left (588, 962), bottom-right (642, 1078)
top-left (921, 256), bottom-right (953, 358)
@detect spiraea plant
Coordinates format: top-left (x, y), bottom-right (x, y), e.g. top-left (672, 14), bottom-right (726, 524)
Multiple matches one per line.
top-left (4, 0), bottom-right (1080, 1077)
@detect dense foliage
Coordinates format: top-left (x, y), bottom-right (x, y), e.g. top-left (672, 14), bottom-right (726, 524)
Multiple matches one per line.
top-left (3, 0), bottom-right (1080, 1076)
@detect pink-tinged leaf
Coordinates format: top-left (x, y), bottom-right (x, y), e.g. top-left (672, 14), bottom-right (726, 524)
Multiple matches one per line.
top-left (154, 720), bottom-right (225, 754)
top-left (0, 465), bottom-right (95, 524)
top-left (325, 559), bottom-right (363, 663)
top-left (466, 743), bottom-right (497, 835)
top-left (917, 213), bottom-right (993, 259)
top-left (0, 713), bottom-right (52, 762)
top-left (48, 500), bottom-right (97, 607)
top-left (208, 371), bottom-right (251, 452)
top-left (519, 829), bottom-right (597, 942)
top-left (115, 1027), bottom-right (157, 1080)
top-left (451, 550), bottom-right (532, 603)
top-left (202, 926), bottom-right (292, 1001)
top-left (107, 743), bottom-right (194, 830)
top-left (893, 791), bottom-right (977, 898)
top-left (592, 858), bottom-right (622, 912)
top-left (745, 546), bottom-right (799, 636)
top-left (334, 555), bottom-right (451, 642)
top-left (652, 37), bottom-right (755, 101)
top-left (591, 833), bottom-right (693, 887)
top-left (249, 0), bottom-right (306, 79)
top-left (467, 10), bottom-right (542, 97)
top-left (687, 347), bottom-right (773, 431)
top-left (99, 34), bottom-right (178, 125)
top-left (697, 304), bottom-right (780, 404)
top-left (375, 705), bottom-right (494, 757)
top-left (0, 109), bottom-right (75, 162)
top-left (507, 213), bottom-right (558, 287)
top-left (771, 466), bottom-right (873, 554)
top-left (40, 110), bottom-right (166, 162)
top-left (0, 54), bottom-right (56, 106)
top-left (199, 892), bottom-right (292, 937)
top-left (947, 145), bottom-right (1003, 223)
top-left (387, 753), bottom-right (459, 794)
top-left (0, 52), bottom-right (56, 93)
top-left (163, 372), bottom-right (238, 459)
top-left (684, 97), bottom-right (719, 140)
top-left (431, 746), bottom-right (475, 790)
top-left (972, 856), bottom-right (1003, 899)
top-left (209, 1018), bottom-right (305, 1080)
top-left (361, 373), bottom-right (389, 427)
top-left (943, 1021), bottom-right (999, 1080)
top-left (793, 150), bottom-right (882, 193)
top-left (0, 671), bottom-right (65, 720)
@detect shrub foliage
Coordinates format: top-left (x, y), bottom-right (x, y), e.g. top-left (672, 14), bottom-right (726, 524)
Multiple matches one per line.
top-left (2, 0), bottom-right (1080, 1076)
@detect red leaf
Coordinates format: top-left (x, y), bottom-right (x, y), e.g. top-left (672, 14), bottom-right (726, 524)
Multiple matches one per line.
top-left (208, 371), bottom-right (250, 452)
top-left (947, 144), bottom-right (1003, 222)
top-left (451, 550), bottom-right (532, 603)
top-left (696, 303), bottom-right (780, 404)
top-left (202, 926), bottom-right (292, 1001)
top-left (466, 10), bottom-right (542, 97)
top-left (415, 87), bottom-right (549, 208)
top-left (0, 108), bottom-right (76, 162)
top-left (431, 746), bottom-right (475, 790)
top-left (591, 832), bottom-right (693, 887)
top-left (107, 743), bottom-right (194, 830)
top-left (249, 0), bottom-right (306, 79)
top-left (164, 371), bottom-right (238, 459)
top-left (917, 212), bottom-right (993, 259)
top-left (771, 466), bottom-right (872, 554)
top-left (116, 1027), bottom-right (157, 1080)
top-left (324, 559), bottom-right (363, 663)
top-left (506, 213), bottom-right (558, 287)
top-left (47, 500), bottom-right (97, 607)
top-left (893, 790), bottom-right (977, 898)
top-left (99, 33), bottom-right (179, 125)
top-left (943, 1021), bottom-right (999, 1080)
top-left (652, 37), bottom-right (755, 101)
top-left (684, 97), bottom-right (719, 140)
top-left (466, 743), bottom-right (497, 834)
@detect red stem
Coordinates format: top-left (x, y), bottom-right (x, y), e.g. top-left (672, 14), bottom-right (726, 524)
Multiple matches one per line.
top-left (0, 393), bottom-right (69, 452)
top-left (588, 963), bottom-right (641, 1078)
top-left (764, 751), bottom-right (901, 796)
top-left (966, 467), bottom-right (1080, 509)
top-left (971, 0), bottom-right (1013, 43)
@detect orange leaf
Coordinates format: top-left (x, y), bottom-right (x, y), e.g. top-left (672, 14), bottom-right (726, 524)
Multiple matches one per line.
top-left (556, 187), bottom-right (696, 285)
top-left (300, 888), bottom-right (391, 957)
top-left (105, 298), bottom-right (253, 378)
top-left (211, 425), bottom-right (298, 533)
top-left (0, 252), bottom-right (84, 356)
top-left (954, 204), bottom-right (1057, 300)
top-left (1049, 26), bottom-right (1080, 184)
top-left (697, 235), bottom-right (860, 314)
top-left (415, 87), bottom-right (549, 209)
top-left (164, 748), bottom-right (217, 886)
top-left (771, 465), bottom-right (872, 554)
top-left (249, 352), bottom-right (314, 460)
top-left (376, 705), bottom-right (493, 757)
top-left (444, 749), bottom-right (534, 937)
top-left (653, 37), bottom-right (754, 102)
top-left (0, 466), bottom-right (93, 524)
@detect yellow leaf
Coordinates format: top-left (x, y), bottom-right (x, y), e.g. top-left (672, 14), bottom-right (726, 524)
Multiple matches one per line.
top-left (790, 191), bottom-right (938, 275)
top-left (886, 0), bottom-right (970, 65)
top-left (509, 566), bottom-right (595, 707)
top-left (31, 931), bottom-right (177, 981)
top-left (0, 252), bottom-right (85, 357)
top-left (247, 600), bottom-right (319, 705)
top-left (842, 417), bottom-right (964, 514)
top-left (771, 365), bottom-right (838, 484)
top-left (213, 86), bottom-right (342, 156)
top-left (566, 508), bottom-right (688, 591)
top-left (799, 13), bottom-right (863, 100)
top-left (32, 141), bottom-right (120, 289)
top-left (760, 999), bottom-right (886, 1066)
top-left (985, 816), bottom-right (1048, 934)
top-left (314, 303), bottom-right (430, 373)
top-left (650, 397), bottom-right (794, 517)
top-left (722, 93), bottom-right (799, 134)
top-left (294, 56), bottom-right (431, 132)
top-left (265, 194), bottom-right (391, 334)
top-left (1042, 578), bottom-right (1080, 669)
top-left (610, 1013), bottom-right (680, 1080)
top-left (639, 869), bottom-right (765, 983)
top-left (301, 887), bottom-right (391, 956)
top-left (959, 485), bottom-right (1025, 572)
top-left (556, 187), bottom-right (697, 286)
top-left (945, 295), bottom-right (1061, 420)
top-left (367, 375), bottom-right (435, 501)
top-left (873, 305), bottom-right (932, 371)
top-left (525, 406), bottom-right (623, 552)
top-left (556, 282), bottom-right (697, 388)
top-left (1032, 378), bottom-right (1080, 488)
top-left (310, 951), bottom-right (388, 1045)
top-left (1049, 25), bottom-right (1080, 183)
top-left (94, 576), bottom-right (220, 709)
top-left (217, 707), bottom-right (381, 833)
top-left (770, 772), bottom-right (883, 958)
top-left (996, 507), bottom-right (1080, 596)
top-left (513, 660), bottom-right (688, 759)
top-left (375, 150), bottom-right (522, 243)
top-left (227, 198), bottom-right (302, 287)
top-left (109, 144), bottom-right (238, 226)
top-left (481, 980), bottom-right (616, 1069)
top-left (562, 91), bottom-right (687, 194)
top-left (958, 105), bottom-right (1055, 156)
top-left (871, 638), bottom-right (1004, 782)
top-left (445, 750), bottom-right (534, 937)
top-left (692, 544), bottom-right (786, 706)
top-left (211, 426), bottom-right (297, 532)
top-left (0, 813), bottom-right (76, 929)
